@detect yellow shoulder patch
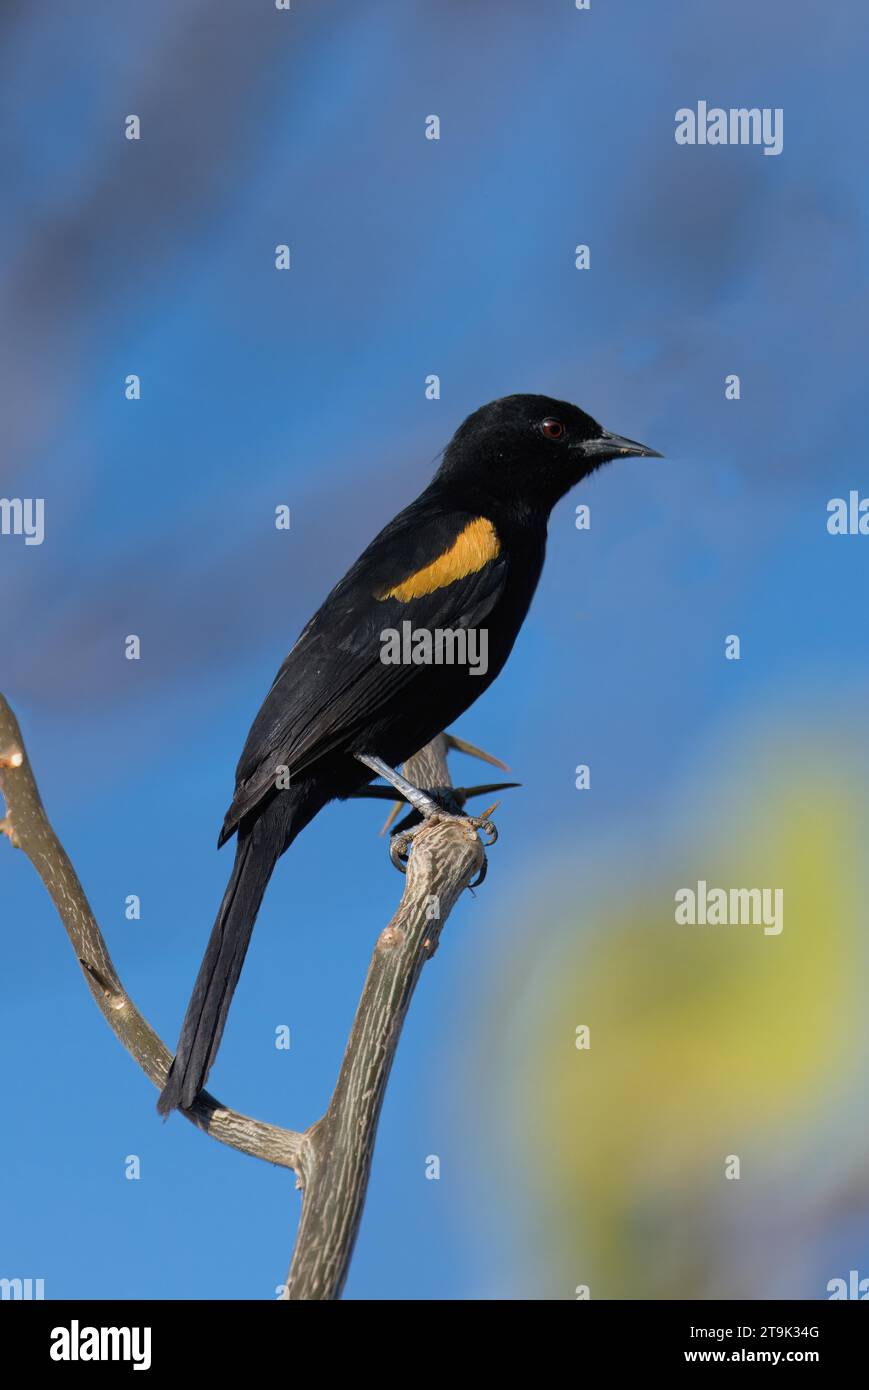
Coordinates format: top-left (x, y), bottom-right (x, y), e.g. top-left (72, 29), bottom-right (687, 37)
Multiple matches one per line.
top-left (375, 516), bottom-right (500, 603)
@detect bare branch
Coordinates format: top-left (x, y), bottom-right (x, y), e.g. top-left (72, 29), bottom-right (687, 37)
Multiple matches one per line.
top-left (282, 735), bottom-right (487, 1300)
top-left (0, 692), bottom-right (307, 1172)
top-left (2, 700), bottom-right (500, 1297)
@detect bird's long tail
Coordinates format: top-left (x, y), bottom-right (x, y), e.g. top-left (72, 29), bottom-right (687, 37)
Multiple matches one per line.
top-left (157, 787), bottom-right (316, 1115)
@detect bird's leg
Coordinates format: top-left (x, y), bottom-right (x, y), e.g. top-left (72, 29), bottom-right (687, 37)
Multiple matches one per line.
top-left (380, 781), bottom-right (518, 837)
top-left (349, 732), bottom-right (514, 834)
top-left (354, 753), bottom-right (443, 820)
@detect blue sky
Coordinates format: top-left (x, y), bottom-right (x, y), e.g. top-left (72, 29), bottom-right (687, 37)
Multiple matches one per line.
top-left (1, 1), bottom-right (868, 1299)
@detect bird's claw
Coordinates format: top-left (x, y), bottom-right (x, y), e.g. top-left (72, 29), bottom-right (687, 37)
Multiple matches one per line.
top-left (468, 803), bottom-right (499, 847)
top-left (474, 819), bottom-right (497, 847)
top-left (389, 830), bottom-right (413, 873)
top-left (468, 856), bottom-right (488, 890)
top-left (465, 803), bottom-right (499, 884)
top-left (387, 804), bottom-right (499, 884)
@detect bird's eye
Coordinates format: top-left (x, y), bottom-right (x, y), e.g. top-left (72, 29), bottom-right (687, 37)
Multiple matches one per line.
top-left (540, 417), bottom-right (566, 440)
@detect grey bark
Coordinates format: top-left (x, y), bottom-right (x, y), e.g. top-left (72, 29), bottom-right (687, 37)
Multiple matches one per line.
top-left (0, 696), bottom-right (493, 1298)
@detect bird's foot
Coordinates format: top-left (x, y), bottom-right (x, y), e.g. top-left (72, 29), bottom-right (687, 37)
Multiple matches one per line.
top-left (389, 803), bottom-right (499, 885)
top-left (354, 743), bottom-right (506, 884)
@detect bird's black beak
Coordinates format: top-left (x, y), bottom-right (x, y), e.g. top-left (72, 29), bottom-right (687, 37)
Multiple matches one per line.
top-left (573, 429), bottom-right (663, 461)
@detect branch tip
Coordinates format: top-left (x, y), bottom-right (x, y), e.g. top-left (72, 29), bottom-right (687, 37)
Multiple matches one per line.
top-left (444, 732), bottom-right (510, 771)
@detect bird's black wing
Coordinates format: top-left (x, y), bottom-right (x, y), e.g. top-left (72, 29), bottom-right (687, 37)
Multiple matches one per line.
top-left (219, 496), bottom-right (509, 840)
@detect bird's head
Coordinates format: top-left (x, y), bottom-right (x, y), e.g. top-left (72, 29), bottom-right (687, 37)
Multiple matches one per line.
top-left (435, 393), bottom-right (661, 515)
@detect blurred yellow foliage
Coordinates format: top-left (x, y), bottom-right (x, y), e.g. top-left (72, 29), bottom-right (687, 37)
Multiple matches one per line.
top-left (485, 741), bottom-right (866, 1297)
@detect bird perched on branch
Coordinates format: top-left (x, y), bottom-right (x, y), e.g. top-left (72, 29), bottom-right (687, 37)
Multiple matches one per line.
top-left (158, 394), bottom-right (660, 1115)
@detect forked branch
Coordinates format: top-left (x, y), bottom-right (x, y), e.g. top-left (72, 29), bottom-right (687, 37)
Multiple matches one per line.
top-left (0, 696), bottom-right (501, 1298)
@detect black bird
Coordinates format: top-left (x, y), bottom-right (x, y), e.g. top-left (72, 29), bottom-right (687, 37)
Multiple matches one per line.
top-left (158, 394), bottom-right (660, 1115)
